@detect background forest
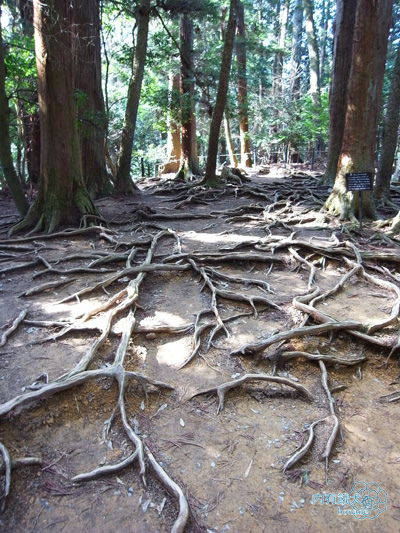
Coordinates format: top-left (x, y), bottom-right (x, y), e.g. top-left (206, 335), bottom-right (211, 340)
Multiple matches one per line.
top-left (1, 0), bottom-right (399, 223)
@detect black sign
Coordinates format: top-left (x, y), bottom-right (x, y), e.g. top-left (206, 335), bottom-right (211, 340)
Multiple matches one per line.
top-left (345, 172), bottom-right (373, 191)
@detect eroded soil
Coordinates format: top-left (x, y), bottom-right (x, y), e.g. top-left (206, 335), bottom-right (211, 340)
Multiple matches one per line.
top-left (1, 168), bottom-right (400, 533)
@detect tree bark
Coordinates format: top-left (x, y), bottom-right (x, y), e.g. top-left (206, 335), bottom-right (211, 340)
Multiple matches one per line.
top-left (160, 72), bottom-right (181, 175)
top-left (324, 0), bottom-right (393, 220)
top-left (224, 111), bottom-right (238, 168)
top-left (115, 0), bottom-right (150, 193)
top-left (177, 13), bottom-right (199, 180)
top-left (74, 0), bottom-right (112, 198)
top-left (290, 0), bottom-right (303, 101)
top-left (322, 0), bottom-right (356, 185)
top-left (204, 0), bottom-right (239, 185)
top-left (375, 40), bottom-right (400, 202)
top-left (0, 0), bottom-right (29, 216)
top-left (236, 0), bottom-right (251, 168)
top-left (13, 0), bottom-right (97, 233)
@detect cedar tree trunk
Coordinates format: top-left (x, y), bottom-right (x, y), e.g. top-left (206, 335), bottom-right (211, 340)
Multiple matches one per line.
top-left (322, 0), bottom-right (356, 185)
top-left (0, 1), bottom-right (29, 216)
top-left (375, 40), bottom-right (400, 202)
top-left (290, 0), bottom-right (303, 100)
top-left (160, 72), bottom-right (181, 175)
top-left (115, 0), bottom-right (150, 193)
top-left (236, 1), bottom-right (251, 168)
top-left (324, 0), bottom-right (393, 220)
top-left (224, 111), bottom-right (238, 168)
top-left (176, 13), bottom-right (199, 180)
top-left (74, 0), bottom-right (112, 198)
top-left (303, 0), bottom-right (321, 139)
top-left (13, 0), bottom-right (97, 233)
top-left (204, 0), bottom-right (239, 185)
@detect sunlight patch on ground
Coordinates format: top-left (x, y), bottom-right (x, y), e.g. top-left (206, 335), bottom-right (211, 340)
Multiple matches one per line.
top-left (156, 338), bottom-right (190, 368)
top-left (138, 310), bottom-right (191, 328)
top-left (182, 231), bottom-right (260, 246)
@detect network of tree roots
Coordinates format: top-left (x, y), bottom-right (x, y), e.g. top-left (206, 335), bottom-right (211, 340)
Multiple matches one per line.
top-left (1, 167), bottom-right (400, 531)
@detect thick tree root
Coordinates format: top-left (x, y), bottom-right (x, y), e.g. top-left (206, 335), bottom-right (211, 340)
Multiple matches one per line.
top-left (0, 309), bottom-right (27, 347)
top-left (0, 442), bottom-right (11, 511)
top-left (189, 374), bottom-right (313, 414)
top-left (230, 321), bottom-right (362, 358)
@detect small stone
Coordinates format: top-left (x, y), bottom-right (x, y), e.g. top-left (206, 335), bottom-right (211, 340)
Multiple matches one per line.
top-left (146, 333), bottom-right (156, 340)
top-left (29, 496), bottom-right (35, 504)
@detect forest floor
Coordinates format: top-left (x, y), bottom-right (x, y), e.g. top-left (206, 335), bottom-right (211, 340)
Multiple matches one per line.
top-left (1, 164), bottom-right (400, 533)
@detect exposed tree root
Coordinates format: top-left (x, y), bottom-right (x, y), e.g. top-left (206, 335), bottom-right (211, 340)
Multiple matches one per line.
top-left (2, 174), bottom-right (400, 529)
top-left (0, 309), bottom-right (27, 347)
top-left (189, 374), bottom-right (313, 414)
top-left (319, 361), bottom-right (339, 461)
top-left (0, 442), bottom-right (11, 511)
top-left (283, 419), bottom-right (323, 473)
top-left (230, 321), bottom-right (362, 358)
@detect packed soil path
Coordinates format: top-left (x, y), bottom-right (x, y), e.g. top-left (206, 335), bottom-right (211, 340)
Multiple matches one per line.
top-left (1, 167), bottom-right (400, 532)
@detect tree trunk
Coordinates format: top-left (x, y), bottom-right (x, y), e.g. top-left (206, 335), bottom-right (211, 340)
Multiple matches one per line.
top-left (13, 0), bottom-right (97, 233)
top-left (290, 0), bottom-right (303, 100)
top-left (20, 107), bottom-right (40, 184)
top-left (273, 0), bottom-right (289, 102)
top-left (324, 0), bottom-right (393, 220)
top-left (115, 0), bottom-right (150, 193)
top-left (0, 1), bottom-right (29, 216)
top-left (303, 0), bottom-right (321, 119)
top-left (160, 72), bottom-right (181, 175)
top-left (177, 13), bottom-right (199, 180)
top-left (224, 111), bottom-right (238, 168)
top-left (236, 1), bottom-right (252, 168)
top-left (204, 0), bottom-right (239, 185)
top-left (74, 0), bottom-right (112, 198)
top-left (319, 0), bottom-right (330, 86)
top-left (375, 40), bottom-right (400, 202)
top-left (322, 0), bottom-right (356, 185)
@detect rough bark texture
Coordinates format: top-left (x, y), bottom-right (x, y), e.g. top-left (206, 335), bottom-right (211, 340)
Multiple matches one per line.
top-left (324, 0), bottom-right (393, 220)
top-left (236, 1), bottom-right (251, 168)
top-left (0, 1), bottom-right (29, 216)
top-left (20, 107), bottom-right (40, 184)
top-left (74, 0), bottom-right (112, 198)
top-left (17, 0), bottom-right (40, 186)
top-left (323, 0), bottom-right (356, 185)
top-left (160, 72), bottom-right (181, 175)
top-left (115, 0), bottom-right (150, 193)
top-left (14, 0), bottom-right (97, 233)
top-left (224, 111), bottom-right (238, 168)
top-left (178, 13), bottom-right (199, 178)
top-left (204, 0), bottom-right (238, 184)
top-left (290, 0), bottom-right (303, 100)
top-left (375, 40), bottom-right (400, 202)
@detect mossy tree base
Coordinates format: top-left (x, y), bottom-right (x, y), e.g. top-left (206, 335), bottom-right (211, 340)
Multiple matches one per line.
top-left (323, 186), bottom-right (375, 223)
top-left (10, 185), bottom-right (99, 235)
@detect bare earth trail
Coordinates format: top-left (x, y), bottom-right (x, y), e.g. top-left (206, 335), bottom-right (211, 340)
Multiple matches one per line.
top-left (1, 167), bottom-right (400, 532)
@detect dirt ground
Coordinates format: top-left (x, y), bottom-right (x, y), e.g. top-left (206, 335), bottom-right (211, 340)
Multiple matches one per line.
top-left (1, 167), bottom-right (400, 533)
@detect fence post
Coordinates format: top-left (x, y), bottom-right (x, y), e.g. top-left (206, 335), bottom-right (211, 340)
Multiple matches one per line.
top-left (141, 157), bottom-right (145, 177)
